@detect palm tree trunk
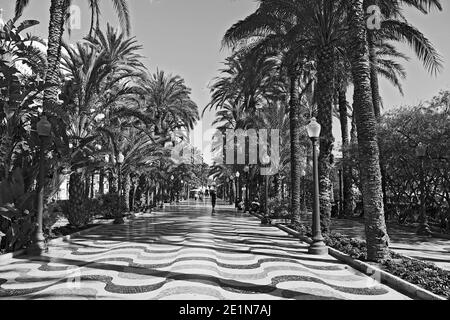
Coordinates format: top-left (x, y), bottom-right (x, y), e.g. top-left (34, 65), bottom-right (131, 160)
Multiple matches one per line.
top-left (99, 170), bottom-right (105, 195)
top-left (289, 71), bottom-right (302, 224)
top-left (43, 0), bottom-right (67, 111)
top-left (350, 109), bottom-right (358, 145)
top-left (368, 34), bottom-right (382, 120)
top-left (316, 44), bottom-right (336, 233)
top-left (365, 0), bottom-right (389, 216)
top-left (131, 183), bottom-right (137, 212)
top-left (84, 176), bottom-right (90, 199)
top-left (347, 0), bottom-right (390, 262)
top-left (123, 173), bottom-right (131, 212)
top-left (109, 171), bottom-right (117, 194)
top-left (0, 133), bottom-right (14, 180)
top-left (68, 172), bottom-right (88, 227)
top-left (368, 30), bottom-right (390, 215)
top-left (277, 174), bottom-right (283, 200)
top-left (338, 87), bottom-right (354, 217)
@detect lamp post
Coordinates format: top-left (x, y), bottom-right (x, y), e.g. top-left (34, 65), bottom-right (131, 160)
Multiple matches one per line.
top-left (307, 118), bottom-right (328, 255)
top-left (235, 171), bottom-right (240, 208)
top-left (243, 166), bottom-right (250, 212)
top-left (338, 168), bottom-right (343, 218)
top-left (416, 143), bottom-right (431, 236)
top-left (226, 178), bottom-right (230, 203)
top-left (30, 115), bottom-right (52, 254)
top-left (261, 155), bottom-right (270, 218)
top-left (171, 175), bottom-right (175, 203)
top-left (115, 152), bottom-right (125, 224)
top-left (229, 175), bottom-right (235, 205)
top-left (181, 180), bottom-right (184, 200)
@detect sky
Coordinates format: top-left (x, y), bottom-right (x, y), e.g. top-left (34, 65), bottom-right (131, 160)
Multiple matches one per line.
top-left (1, 0), bottom-right (449, 163)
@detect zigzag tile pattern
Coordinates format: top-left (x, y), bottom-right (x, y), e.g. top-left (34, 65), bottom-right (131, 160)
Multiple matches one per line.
top-left (0, 203), bottom-right (410, 300)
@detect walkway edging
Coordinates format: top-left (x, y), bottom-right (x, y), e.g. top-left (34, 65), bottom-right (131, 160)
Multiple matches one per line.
top-left (273, 222), bottom-right (446, 301)
top-left (47, 212), bottom-right (145, 245)
top-left (0, 212), bottom-right (145, 262)
top-left (47, 223), bottom-right (111, 245)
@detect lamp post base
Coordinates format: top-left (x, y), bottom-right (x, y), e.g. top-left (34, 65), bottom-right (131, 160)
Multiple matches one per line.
top-left (308, 240), bottom-right (328, 255)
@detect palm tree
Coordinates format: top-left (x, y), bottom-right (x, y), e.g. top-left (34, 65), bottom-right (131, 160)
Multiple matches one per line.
top-left (205, 51), bottom-right (285, 209)
top-left (223, 0), bottom-right (351, 232)
top-left (335, 41), bottom-right (409, 218)
top-left (14, 0), bottom-right (132, 115)
top-left (142, 70), bottom-right (199, 139)
top-left (346, 0), bottom-right (389, 261)
top-left (0, 17), bottom-right (46, 179)
top-left (221, 8), bottom-right (311, 224)
top-left (57, 26), bottom-right (145, 226)
top-left (364, 0), bottom-right (443, 216)
top-left (366, 0), bottom-right (442, 119)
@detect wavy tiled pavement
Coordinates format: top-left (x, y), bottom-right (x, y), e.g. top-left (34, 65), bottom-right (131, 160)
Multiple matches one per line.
top-left (0, 202), bottom-right (410, 300)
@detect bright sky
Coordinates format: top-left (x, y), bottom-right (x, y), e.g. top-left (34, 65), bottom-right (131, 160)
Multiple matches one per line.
top-left (1, 0), bottom-right (449, 163)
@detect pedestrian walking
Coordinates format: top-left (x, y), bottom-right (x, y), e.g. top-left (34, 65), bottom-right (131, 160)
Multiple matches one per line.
top-left (210, 183), bottom-right (217, 213)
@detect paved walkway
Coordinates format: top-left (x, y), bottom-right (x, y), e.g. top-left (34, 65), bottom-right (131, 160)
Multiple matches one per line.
top-left (322, 217), bottom-right (450, 271)
top-left (0, 201), bottom-right (409, 300)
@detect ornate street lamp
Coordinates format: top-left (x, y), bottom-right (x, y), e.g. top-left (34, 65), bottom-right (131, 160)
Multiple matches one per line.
top-left (115, 152), bottom-right (125, 224)
top-left (307, 118), bottom-right (327, 255)
top-left (243, 165), bottom-right (250, 213)
top-left (235, 171), bottom-right (240, 208)
top-left (415, 143), bottom-right (431, 236)
top-left (230, 175), bottom-right (235, 205)
top-left (181, 180), bottom-right (185, 200)
top-left (30, 115), bottom-right (52, 254)
top-left (261, 155), bottom-right (271, 219)
top-left (171, 175), bottom-right (175, 203)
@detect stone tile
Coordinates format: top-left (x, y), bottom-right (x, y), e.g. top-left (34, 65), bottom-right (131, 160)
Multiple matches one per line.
top-left (0, 201), bottom-right (411, 300)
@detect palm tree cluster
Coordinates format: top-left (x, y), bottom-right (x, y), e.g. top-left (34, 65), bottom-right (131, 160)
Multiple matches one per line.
top-left (1, 1), bottom-right (200, 234)
top-left (209, 0), bottom-right (442, 261)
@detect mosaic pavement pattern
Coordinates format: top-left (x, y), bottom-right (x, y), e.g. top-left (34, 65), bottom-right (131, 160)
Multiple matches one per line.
top-left (0, 202), bottom-right (410, 300)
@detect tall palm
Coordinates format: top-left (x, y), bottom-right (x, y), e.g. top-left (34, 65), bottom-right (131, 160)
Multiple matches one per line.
top-left (223, 0), bottom-right (349, 232)
top-left (366, 0), bottom-right (442, 119)
top-left (346, 0), bottom-right (389, 261)
top-left (0, 17), bottom-right (46, 179)
top-left (364, 0), bottom-right (443, 215)
top-left (15, 0), bottom-right (132, 115)
top-left (205, 51), bottom-right (284, 207)
top-left (222, 2), bottom-right (312, 224)
top-left (141, 70), bottom-right (199, 139)
top-left (335, 42), bottom-right (408, 218)
top-left (58, 26), bottom-right (144, 226)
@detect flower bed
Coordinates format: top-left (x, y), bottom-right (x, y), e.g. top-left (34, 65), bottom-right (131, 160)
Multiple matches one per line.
top-left (289, 222), bottom-right (450, 299)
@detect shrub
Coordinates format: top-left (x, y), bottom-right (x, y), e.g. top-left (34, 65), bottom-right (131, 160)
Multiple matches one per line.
top-left (0, 205), bottom-right (36, 253)
top-left (382, 257), bottom-right (450, 298)
top-left (85, 198), bottom-right (103, 217)
top-left (97, 194), bottom-right (127, 219)
top-left (57, 200), bottom-right (70, 218)
top-left (267, 198), bottom-right (291, 219)
top-left (58, 199), bottom-right (90, 228)
top-left (288, 222), bottom-right (450, 298)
